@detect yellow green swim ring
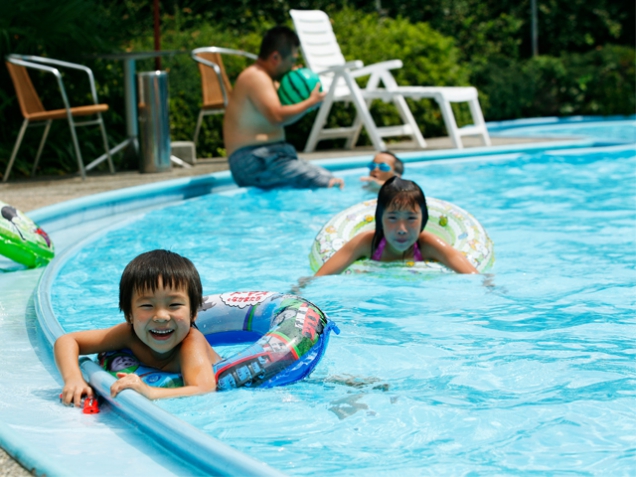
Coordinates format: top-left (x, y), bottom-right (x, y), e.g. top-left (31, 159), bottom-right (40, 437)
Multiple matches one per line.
top-left (309, 198), bottom-right (495, 274)
top-left (0, 201), bottom-right (54, 268)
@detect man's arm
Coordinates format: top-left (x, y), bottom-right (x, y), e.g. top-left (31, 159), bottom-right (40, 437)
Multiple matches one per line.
top-left (246, 69), bottom-right (325, 126)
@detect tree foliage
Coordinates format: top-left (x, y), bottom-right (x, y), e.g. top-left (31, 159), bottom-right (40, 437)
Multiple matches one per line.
top-left (0, 0), bottom-right (633, 178)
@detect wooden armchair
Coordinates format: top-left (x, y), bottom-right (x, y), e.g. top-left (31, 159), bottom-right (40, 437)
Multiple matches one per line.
top-left (3, 54), bottom-right (114, 182)
top-left (190, 47), bottom-right (257, 144)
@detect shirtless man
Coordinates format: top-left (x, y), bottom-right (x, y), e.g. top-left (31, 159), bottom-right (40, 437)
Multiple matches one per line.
top-left (223, 26), bottom-right (344, 189)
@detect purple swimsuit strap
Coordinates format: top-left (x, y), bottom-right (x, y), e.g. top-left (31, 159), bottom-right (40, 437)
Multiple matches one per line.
top-left (371, 237), bottom-right (424, 262)
top-left (371, 237), bottom-right (387, 261)
top-left (413, 241), bottom-right (423, 262)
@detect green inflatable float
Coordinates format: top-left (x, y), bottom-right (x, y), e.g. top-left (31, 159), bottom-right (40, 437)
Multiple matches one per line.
top-left (0, 201), bottom-right (54, 268)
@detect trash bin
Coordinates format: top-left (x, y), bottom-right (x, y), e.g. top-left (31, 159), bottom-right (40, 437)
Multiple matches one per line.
top-left (137, 71), bottom-right (171, 173)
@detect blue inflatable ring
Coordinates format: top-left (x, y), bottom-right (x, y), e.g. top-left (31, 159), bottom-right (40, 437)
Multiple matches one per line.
top-left (99, 291), bottom-right (339, 391)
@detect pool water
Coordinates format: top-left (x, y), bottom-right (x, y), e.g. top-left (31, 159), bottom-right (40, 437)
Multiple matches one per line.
top-left (51, 145), bottom-right (635, 475)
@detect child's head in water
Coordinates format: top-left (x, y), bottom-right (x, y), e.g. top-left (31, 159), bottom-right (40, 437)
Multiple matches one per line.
top-left (119, 249), bottom-right (203, 324)
top-left (55, 249), bottom-right (220, 405)
top-left (372, 177), bottom-right (429, 253)
top-left (362, 151), bottom-right (404, 187)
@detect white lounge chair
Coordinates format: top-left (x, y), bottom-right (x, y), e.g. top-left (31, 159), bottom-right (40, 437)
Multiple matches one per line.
top-left (289, 9), bottom-right (491, 152)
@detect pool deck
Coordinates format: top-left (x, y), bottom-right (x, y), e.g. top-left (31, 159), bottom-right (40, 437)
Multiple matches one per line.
top-left (0, 134), bottom-right (563, 476)
top-left (0, 136), bottom-right (559, 213)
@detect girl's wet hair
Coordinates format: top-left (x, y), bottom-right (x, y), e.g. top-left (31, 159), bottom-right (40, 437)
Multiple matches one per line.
top-left (372, 177), bottom-right (429, 252)
top-left (119, 249), bottom-right (203, 323)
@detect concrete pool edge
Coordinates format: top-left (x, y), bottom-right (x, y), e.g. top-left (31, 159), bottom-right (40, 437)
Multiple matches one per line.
top-left (485, 114), bottom-right (636, 132)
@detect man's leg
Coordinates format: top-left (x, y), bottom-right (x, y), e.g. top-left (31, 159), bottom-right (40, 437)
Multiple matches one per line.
top-left (228, 145), bottom-right (265, 187)
top-left (256, 143), bottom-right (333, 189)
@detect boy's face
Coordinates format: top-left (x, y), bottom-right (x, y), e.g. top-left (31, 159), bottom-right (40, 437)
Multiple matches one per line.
top-left (369, 153), bottom-right (397, 182)
top-left (130, 277), bottom-right (193, 359)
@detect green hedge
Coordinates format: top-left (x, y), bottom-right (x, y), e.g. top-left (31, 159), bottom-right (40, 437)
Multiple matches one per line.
top-left (1, 3), bottom-right (634, 179)
top-left (474, 45), bottom-right (635, 120)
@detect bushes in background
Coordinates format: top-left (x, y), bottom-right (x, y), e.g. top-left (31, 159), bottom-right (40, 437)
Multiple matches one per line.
top-left (0, 1), bottom-right (634, 178)
top-left (475, 45), bottom-right (635, 120)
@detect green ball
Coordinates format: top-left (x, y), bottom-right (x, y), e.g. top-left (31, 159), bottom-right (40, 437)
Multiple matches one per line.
top-left (278, 68), bottom-right (322, 105)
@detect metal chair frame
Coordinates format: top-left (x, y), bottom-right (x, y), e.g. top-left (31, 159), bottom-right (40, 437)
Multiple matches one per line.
top-left (190, 47), bottom-right (257, 144)
top-left (4, 54), bottom-right (114, 182)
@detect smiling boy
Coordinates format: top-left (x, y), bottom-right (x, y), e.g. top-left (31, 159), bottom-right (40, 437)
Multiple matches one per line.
top-left (55, 250), bottom-right (221, 406)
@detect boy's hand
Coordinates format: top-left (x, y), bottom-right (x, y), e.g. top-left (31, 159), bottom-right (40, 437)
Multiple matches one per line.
top-left (111, 372), bottom-right (150, 399)
top-left (60, 378), bottom-right (93, 407)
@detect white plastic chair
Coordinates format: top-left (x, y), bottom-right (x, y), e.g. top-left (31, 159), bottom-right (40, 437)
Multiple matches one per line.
top-left (290, 9), bottom-right (491, 152)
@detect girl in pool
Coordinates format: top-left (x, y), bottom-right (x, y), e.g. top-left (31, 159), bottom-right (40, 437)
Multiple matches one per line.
top-left (315, 177), bottom-right (478, 275)
top-left (55, 249), bottom-right (221, 406)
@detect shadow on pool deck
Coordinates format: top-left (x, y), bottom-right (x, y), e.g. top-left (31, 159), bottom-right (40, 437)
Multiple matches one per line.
top-left (0, 136), bottom-right (558, 213)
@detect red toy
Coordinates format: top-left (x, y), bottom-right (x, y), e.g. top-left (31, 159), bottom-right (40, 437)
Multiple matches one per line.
top-left (83, 397), bottom-right (100, 414)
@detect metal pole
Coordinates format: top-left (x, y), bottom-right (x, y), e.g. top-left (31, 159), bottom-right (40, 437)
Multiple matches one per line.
top-left (531, 0), bottom-right (538, 56)
top-left (154, 0), bottom-right (161, 70)
top-left (123, 58), bottom-right (138, 138)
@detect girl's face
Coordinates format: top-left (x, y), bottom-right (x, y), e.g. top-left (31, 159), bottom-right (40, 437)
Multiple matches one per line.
top-left (381, 204), bottom-right (423, 253)
top-left (130, 276), bottom-right (193, 359)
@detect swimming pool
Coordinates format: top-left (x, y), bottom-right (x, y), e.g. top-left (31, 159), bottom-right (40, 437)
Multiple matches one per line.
top-left (48, 139), bottom-right (635, 475)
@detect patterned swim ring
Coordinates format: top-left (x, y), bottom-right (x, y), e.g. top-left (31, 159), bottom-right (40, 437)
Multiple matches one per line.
top-left (0, 201), bottom-right (54, 268)
top-left (100, 291), bottom-right (339, 391)
top-left (309, 198), bottom-right (495, 274)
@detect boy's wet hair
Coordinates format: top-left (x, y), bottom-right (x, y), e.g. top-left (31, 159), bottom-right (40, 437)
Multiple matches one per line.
top-left (372, 177), bottom-right (429, 253)
top-left (119, 250), bottom-right (203, 323)
top-left (259, 26), bottom-right (300, 60)
top-left (381, 151), bottom-right (404, 175)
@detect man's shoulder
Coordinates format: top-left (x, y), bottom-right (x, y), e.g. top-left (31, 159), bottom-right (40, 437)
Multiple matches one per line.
top-left (236, 64), bottom-right (271, 86)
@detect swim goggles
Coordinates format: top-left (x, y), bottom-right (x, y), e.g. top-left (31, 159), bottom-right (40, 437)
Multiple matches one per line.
top-left (367, 162), bottom-right (392, 172)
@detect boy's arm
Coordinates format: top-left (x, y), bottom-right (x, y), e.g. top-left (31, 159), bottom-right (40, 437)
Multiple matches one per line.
top-left (54, 324), bottom-right (132, 406)
top-left (420, 232), bottom-right (479, 274)
top-left (246, 70), bottom-right (325, 126)
top-left (110, 330), bottom-right (219, 400)
top-left (315, 232), bottom-right (373, 276)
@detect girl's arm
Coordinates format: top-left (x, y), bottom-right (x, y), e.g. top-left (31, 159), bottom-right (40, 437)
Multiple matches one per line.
top-left (419, 231), bottom-right (479, 274)
top-left (54, 323), bottom-right (133, 406)
top-left (109, 330), bottom-right (220, 400)
top-left (315, 231), bottom-right (374, 276)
